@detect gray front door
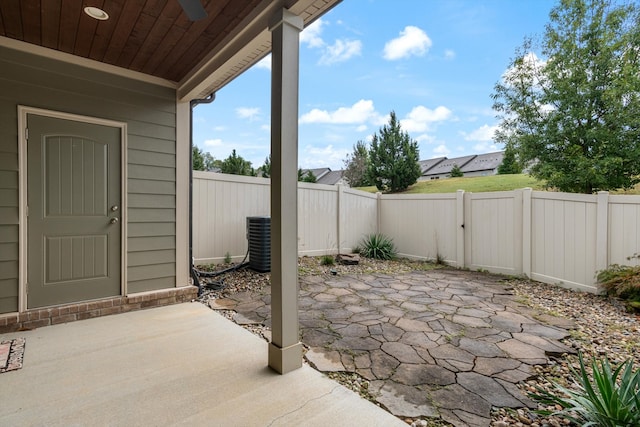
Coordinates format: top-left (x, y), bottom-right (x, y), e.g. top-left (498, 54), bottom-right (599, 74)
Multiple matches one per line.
top-left (27, 114), bottom-right (121, 308)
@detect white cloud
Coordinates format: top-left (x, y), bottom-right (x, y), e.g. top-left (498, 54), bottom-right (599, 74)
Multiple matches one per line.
top-left (324, 132), bottom-right (346, 143)
top-left (319, 39), bottom-right (362, 65)
top-left (502, 52), bottom-right (547, 87)
top-left (260, 124), bottom-right (270, 132)
top-left (300, 19), bottom-right (325, 48)
top-left (300, 144), bottom-right (350, 168)
top-left (461, 124), bottom-right (498, 142)
top-left (254, 55), bottom-right (271, 70)
top-left (236, 107), bottom-right (261, 121)
top-left (473, 141), bottom-right (499, 152)
top-left (300, 99), bottom-right (381, 125)
top-left (416, 134), bottom-right (436, 144)
top-left (539, 103), bottom-right (555, 114)
top-left (501, 53), bottom-right (553, 115)
top-left (300, 18), bottom-right (362, 66)
top-left (400, 105), bottom-right (452, 133)
top-left (444, 49), bottom-right (456, 60)
top-left (383, 26), bottom-right (432, 60)
top-left (213, 125), bottom-right (226, 131)
top-left (204, 139), bottom-right (223, 147)
top-left (433, 144), bottom-right (450, 156)
top-left (356, 124), bottom-right (368, 132)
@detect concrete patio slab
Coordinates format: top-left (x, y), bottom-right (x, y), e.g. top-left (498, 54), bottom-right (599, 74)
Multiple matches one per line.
top-left (0, 303), bottom-right (404, 427)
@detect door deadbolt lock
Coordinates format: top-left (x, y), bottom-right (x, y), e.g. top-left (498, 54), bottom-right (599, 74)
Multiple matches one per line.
top-left (110, 217), bottom-right (119, 224)
top-left (111, 205), bottom-right (119, 212)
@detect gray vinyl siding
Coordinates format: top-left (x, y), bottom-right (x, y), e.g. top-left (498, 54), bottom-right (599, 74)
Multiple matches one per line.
top-left (0, 107), bottom-right (20, 312)
top-left (0, 46), bottom-right (178, 312)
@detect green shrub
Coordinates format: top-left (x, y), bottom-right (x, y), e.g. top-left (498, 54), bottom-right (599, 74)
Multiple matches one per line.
top-left (597, 264), bottom-right (640, 310)
top-left (530, 353), bottom-right (640, 427)
top-left (224, 251), bottom-right (232, 264)
top-left (359, 233), bottom-right (397, 260)
top-left (320, 255), bottom-right (335, 266)
top-left (449, 164), bottom-right (463, 178)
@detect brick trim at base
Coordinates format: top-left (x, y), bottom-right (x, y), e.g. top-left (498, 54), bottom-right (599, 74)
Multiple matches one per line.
top-left (0, 286), bottom-right (199, 333)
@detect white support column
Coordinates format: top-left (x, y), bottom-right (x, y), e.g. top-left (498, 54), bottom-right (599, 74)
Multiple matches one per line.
top-left (268, 8), bottom-right (304, 374)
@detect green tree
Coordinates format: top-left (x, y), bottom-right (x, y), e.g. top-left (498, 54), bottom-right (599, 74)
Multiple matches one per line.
top-left (449, 164), bottom-right (463, 178)
top-left (258, 155), bottom-right (271, 178)
top-left (192, 146), bottom-right (216, 171)
top-left (343, 140), bottom-right (372, 187)
top-left (367, 111), bottom-right (421, 193)
top-left (298, 168), bottom-right (317, 183)
top-left (220, 149), bottom-right (255, 176)
top-left (303, 170), bottom-right (317, 183)
top-left (492, 0), bottom-right (640, 193)
top-left (497, 146), bottom-right (523, 174)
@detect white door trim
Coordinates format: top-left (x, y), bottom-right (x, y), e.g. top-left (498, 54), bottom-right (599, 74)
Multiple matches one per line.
top-left (18, 106), bottom-right (128, 311)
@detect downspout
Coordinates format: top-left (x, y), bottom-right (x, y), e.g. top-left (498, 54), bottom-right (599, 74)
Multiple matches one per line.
top-left (189, 93), bottom-right (215, 295)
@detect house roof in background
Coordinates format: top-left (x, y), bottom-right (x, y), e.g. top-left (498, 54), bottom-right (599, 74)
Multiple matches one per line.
top-left (460, 151), bottom-right (505, 173)
top-left (0, 0), bottom-right (340, 100)
top-left (316, 170), bottom-right (344, 185)
top-left (306, 167), bottom-right (331, 180)
top-left (423, 154), bottom-right (477, 176)
top-left (418, 157), bottom-right (446, 174)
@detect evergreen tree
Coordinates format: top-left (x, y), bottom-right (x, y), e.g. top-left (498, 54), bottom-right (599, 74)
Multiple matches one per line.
top-left (343, 140), bottom-right (372, 187)
top-left (302, 170), bottom-right (317, 183)
top-left (497, 146), bottom-right (522, 175)
top-left (220, 149), bottom-right (255, 176)
top-left (258, 155), bottom-right (271, 178)
top-left (367, 111), bottom-right (421, 193)
top-left (449, 164), bottom-right (463, 178)
top-left (192, 146), bottom-right (216, 171)
top-left (492, 0), bottom-right (640, 193)
top-left (297, 168), bottom-right (317, 183)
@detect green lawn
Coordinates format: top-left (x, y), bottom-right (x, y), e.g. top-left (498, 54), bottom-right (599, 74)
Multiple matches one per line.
top-left (357, 174), bottom-right (546, 194)
top-left (612, 184), bottom-right (640, 195)
top-left (357, 174), bottom-right (640, 194)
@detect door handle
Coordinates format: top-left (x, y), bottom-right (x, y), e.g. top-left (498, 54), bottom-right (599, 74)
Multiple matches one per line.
top-left (111, 205), bottom-right (119, 212)
top-left (110, 217), bottom-right (119, 225)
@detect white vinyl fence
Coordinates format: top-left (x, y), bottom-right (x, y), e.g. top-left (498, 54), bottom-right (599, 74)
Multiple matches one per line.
top-left (192, 171), bottom-right (377, 261)
top-left (192, 172), bottom-right (640, 293)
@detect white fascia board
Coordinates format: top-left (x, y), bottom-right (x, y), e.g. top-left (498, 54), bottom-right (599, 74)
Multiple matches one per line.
top-left (177, 0), bottom-right (278, 101)
top-left (177, 0), bottom-right (341, 102)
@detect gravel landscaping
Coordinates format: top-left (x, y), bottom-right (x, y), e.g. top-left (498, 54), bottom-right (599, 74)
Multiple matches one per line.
top-left (197, 257), bottom-right (640, 427)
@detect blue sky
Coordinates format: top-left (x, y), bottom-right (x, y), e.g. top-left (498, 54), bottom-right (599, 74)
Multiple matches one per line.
top-left (193, 0), bottom-right (556, 171)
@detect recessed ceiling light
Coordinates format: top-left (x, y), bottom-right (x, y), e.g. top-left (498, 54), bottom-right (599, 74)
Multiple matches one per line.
top-left (84, 6), bottom-right (109, 20)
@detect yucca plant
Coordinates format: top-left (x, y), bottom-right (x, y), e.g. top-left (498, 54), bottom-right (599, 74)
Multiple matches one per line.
top-left (530, 353), bottom-right (640, 426)
top-left (359, 233), bottom-right (397, 260)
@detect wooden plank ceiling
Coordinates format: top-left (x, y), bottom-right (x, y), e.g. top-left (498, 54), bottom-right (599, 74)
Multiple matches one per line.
top-left (0, 0), bottom-right (264, 82)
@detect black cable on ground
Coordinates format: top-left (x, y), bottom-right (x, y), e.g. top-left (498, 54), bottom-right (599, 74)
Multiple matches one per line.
top-left (193, 247), bottom-right (250, 290)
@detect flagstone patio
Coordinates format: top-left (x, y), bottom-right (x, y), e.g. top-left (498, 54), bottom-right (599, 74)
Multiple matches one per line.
top-left (209, 268), bottom-right (577, 427)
